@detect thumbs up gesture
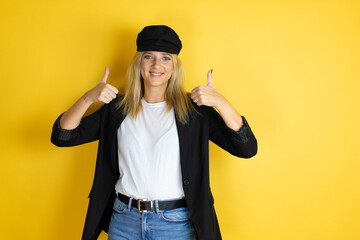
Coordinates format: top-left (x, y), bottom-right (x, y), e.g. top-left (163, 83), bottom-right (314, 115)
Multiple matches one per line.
top-left (190, 69), bottom-right (225, 108)
top-left (85, 66), bottom-right (119, 104)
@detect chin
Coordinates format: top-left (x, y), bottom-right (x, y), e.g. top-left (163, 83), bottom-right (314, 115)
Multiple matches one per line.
top-left (145, 78), bottom-right (169, 87)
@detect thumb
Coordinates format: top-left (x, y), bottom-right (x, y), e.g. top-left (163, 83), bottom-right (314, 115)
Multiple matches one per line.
top-left (100, 66), bottom-right (110, 83)
top-left (207, 69), bottom-right (214, 87)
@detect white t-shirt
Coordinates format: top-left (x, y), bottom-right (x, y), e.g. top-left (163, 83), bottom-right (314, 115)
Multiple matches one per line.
top-left (114, 98), bottom-right (184, 200)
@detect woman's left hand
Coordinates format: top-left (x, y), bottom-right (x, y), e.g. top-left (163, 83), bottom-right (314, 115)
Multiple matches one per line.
top-left (190, 69), bottom-right (226, 108)
top-left (191, 69), bottom-right (244, 131)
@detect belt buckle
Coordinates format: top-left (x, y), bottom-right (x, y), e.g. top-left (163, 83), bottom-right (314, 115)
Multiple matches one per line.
top-left (137, 199), bottom-right (150, 213)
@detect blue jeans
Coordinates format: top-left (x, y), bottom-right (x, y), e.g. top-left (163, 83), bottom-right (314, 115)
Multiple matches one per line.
top-left (108, 197), bottom-right (196, 240)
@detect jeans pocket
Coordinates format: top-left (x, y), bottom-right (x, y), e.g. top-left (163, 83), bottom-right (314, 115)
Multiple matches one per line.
top-left (160, 207), bottom-right (191, 223)
top-left (113, 198), bottom-right (127, 214)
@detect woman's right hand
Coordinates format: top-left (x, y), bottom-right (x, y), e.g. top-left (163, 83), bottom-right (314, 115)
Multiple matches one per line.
top-left (85, 66), bottom-right (119, 104)
top-left (59, 66), bottom-right (118, 130)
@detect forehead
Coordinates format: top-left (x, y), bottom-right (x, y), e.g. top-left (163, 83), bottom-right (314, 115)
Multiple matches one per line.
top-left (142, 51), bottom-right (172, 56)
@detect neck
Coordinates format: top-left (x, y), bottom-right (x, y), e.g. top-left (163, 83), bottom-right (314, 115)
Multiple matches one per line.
top-left (143, 86), bottom-right (167, 103)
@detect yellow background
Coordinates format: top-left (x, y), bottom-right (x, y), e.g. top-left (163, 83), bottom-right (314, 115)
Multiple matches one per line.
top-left (1, 0), bottom-right (359, 239)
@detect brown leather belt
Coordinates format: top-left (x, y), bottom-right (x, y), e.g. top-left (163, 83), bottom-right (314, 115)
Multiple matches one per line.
top-left (117, 193), bottom-right (186, 213)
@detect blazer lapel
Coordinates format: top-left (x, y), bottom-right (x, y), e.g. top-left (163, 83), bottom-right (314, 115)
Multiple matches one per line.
top-left (109, 104), bottom-right (126, 176)
top-left (175, 117), bottom-right (191, 176)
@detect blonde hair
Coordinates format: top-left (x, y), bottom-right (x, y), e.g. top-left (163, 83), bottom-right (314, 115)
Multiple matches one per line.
top-left (117, 52), bottom-right (194, 124)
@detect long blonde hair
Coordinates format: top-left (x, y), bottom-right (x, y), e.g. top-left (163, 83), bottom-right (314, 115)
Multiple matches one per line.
top-left (117, 52), bottom-right (194, 124)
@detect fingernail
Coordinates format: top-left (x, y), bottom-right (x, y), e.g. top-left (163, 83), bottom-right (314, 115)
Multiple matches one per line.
top-left (211, 69), bottom-right (213, 73)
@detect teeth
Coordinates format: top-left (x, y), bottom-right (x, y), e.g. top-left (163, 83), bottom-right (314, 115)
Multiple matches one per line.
top-left (151, 72), bottom-right (162, 76)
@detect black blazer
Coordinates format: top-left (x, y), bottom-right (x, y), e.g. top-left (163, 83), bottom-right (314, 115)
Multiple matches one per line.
top-left (51, 95), bottom-right (257, 240)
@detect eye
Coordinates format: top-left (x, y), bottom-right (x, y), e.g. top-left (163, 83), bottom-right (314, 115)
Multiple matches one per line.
top-left (163, 56), bottom-right (171, 61)
top-left (144, 55), bottom-right (152, 59)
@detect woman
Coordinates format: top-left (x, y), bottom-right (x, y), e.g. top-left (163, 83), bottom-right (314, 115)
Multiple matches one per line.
top-left (51, 25), bottom-right (257, 240)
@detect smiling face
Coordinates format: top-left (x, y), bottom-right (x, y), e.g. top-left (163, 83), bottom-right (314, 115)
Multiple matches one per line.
top-left (140, 51), bottom-right (174, 92)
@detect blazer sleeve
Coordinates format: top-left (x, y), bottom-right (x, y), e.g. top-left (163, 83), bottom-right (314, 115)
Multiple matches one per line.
top-left (50, 106), bottom-right (103, 147)
top-left (207, 106), bottom-right (257, 158)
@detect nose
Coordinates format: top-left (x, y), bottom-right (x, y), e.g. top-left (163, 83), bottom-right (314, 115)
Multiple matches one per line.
top-left (152, 57), bottom-right (161, 68)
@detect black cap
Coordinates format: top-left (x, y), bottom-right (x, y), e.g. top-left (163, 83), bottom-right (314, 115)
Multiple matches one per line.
top-left (136, 25), bottom-right (182, 55)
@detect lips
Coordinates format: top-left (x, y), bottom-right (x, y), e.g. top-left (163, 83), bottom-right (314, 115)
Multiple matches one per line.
top-left (150, 72), bottom-right (163, 76)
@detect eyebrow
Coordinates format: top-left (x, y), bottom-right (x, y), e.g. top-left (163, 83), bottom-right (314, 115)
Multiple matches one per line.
top-left (143, 52), bottom-right (172, 56)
